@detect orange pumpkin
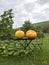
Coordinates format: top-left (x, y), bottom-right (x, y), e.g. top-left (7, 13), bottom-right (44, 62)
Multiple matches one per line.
top-left (26, 30), bottom-right (37, 38)
top-left (15, 30), bottom-right (25, 38)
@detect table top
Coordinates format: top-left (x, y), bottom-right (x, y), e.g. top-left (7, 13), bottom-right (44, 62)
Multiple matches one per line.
top-left (0, 37), bottom-right (35, 40)
top-left (10, 37), bottom-right (35, 40)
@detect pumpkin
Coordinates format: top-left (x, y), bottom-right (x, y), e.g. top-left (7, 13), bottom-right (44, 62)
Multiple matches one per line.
top-left (26, 30), bottom-right (37, 38)
top-left (15, 30), bottom-right (25, 38)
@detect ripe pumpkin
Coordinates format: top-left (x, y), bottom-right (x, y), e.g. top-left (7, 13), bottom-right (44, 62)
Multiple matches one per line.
top-left (15, 30), bottom-right (25, 38)
top-left (26, 30), bottom-right (37, 38)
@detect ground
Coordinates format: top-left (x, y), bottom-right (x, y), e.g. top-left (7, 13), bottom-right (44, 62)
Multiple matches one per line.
top-left (0, 34), bottom-right (49, 65)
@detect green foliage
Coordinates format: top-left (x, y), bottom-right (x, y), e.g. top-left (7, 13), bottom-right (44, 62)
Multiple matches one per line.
top-left (33, 21), bottom-right (49, 33)
top-left (22, 20), bottom-right (34, 33)
top-left (0, 9), bottom-right (14, 39)
top-left (0, 34), bottom-right (49, 65)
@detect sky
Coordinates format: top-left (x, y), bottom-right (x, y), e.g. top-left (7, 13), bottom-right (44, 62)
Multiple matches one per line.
top-left (0, 0), bottom-right (49, 28)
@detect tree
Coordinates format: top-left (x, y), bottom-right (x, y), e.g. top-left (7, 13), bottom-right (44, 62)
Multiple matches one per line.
top-left (0, 9), bottom-right (14, 39)
top-left (22, 20), bottom-right (34, 33)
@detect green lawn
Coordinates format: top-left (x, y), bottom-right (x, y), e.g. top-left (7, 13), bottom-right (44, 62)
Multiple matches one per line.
top-left (0, 34), bottom-right (49, 65)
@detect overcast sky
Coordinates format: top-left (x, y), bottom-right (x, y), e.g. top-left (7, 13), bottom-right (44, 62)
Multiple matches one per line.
top-left (0, 0), bottom-right (49, 28)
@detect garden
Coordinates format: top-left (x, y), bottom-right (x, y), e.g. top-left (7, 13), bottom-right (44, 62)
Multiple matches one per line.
top-left (0, 9), bottom-right (49, 65)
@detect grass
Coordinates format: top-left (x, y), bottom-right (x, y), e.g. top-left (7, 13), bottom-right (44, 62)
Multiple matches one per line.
top-left (0, 34), bottom-right (49, 65)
